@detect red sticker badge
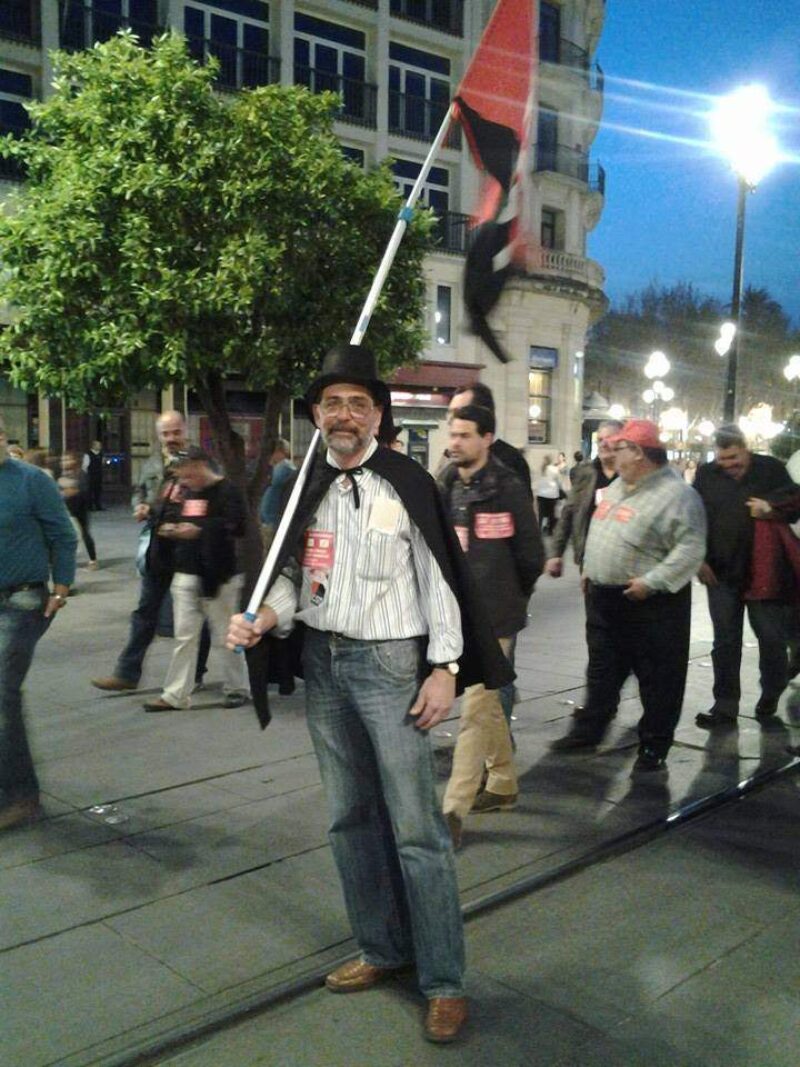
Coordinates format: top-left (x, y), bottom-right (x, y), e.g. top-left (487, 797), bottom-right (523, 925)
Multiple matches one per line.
top-left (594, 500), bottom-right (612, 521)
top-left (454, 525), bottom-right (469, 552)
top-left (614, 506), bottom-right (636, 524)
top-left (474, 512), bottom-right (515, 539)
top-left (303, 530), bottom-right (335, 570)
top-left (182, 498), bottom-right (208, 518)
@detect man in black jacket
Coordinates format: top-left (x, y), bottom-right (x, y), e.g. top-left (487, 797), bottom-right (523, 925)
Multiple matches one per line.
top-left (694, 424), bottom-right (798, 728)
top-left (144, 448), bottom-right (249, 712)
top-left (438, 404), bottom-right (543, 845)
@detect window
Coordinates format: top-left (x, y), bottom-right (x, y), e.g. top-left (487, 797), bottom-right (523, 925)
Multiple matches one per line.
top-left (392, 159), bottom-right (449, 214)
top-left (388, 42), bottom-right (450, 140)
top-left (536, 107), bottom-right (558, 172)
top-left (528, 346), bottom-right (558, 444)
top-left (341, 145), bottom-right (365, 168)
top-left (540, 3), bottom-right (561, 64)
top-left (184, 2), bottom-right (270, 90)
top-left (294, 14), bottom-right (365, 96)
top-left (541, 207), bottom-right (564, 250)
top-left (434, 285), bottom-right (451, 345)
top-left (0, 68), bottom-right (32, 180)
top-left (61, 0), bottom-right (159, 50)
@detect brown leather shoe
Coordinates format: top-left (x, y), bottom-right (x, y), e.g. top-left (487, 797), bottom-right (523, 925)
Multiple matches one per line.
top-left (91, 676), bottom-right (137, 692)
top-left (325, 958), bottom-right (408, 993)
top-left (143, 698), bottom-right (179, 713)
top-left (0, 795), bottom-right (42, 832)
top-left (445, 811), bottom-right (463, 850)
top-left (424, 996), bottom-right (468, 1043)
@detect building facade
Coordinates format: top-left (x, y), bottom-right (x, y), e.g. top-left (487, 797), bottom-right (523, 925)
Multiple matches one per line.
top-left (0, 0), bottom-right (606, 485)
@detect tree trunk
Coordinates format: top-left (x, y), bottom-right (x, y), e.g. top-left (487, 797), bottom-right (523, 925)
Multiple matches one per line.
top-left (247, 387), bottom-right (286, 511)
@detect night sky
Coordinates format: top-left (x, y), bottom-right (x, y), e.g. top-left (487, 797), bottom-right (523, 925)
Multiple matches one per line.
top-left (588, 0), bottom-right (800, 325)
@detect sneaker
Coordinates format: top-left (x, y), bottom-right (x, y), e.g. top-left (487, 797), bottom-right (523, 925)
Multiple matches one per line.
top-left (470, 790), bottom-right (518, 814)
top-left (223, 692), bottom-right (249, 709)
top-left (87, 560), bottom-right (99, 570)
top-left (91, 676), bottom-right (137, 692)
top-left (632, 747), bottom-right (667, 773)
top-left (695, 707), bottom-right (738, 729)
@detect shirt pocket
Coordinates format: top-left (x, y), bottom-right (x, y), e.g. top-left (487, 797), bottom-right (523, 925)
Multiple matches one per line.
top-left (356, 528), bottom-right (397, 581)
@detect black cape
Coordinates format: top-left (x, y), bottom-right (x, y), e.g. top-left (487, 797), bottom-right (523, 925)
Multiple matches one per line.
top-left (246, 446), bottom-right (515, 728)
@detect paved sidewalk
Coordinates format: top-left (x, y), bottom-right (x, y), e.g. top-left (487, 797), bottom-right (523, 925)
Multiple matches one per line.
top-left (1, 509), bottom-right (798, 1067)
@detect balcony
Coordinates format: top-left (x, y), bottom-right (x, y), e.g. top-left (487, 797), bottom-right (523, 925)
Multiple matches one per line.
top-left (343, 0), bottom-right (378, 8)
top-left (388, 91), bottom-right (460, 148)
top-left (295, 66), bottom-right (377, 128)
top-left (0, 1), bottom-right (39, 46)
top-left (390, 0), bottom-right (463, 37)
top-left (59, 2), bottom-right (164, 52)
top-left (541, 37), bottom-right (604, 94)
top-left (535, 144), bottom-right (605, 194)
top-left (531, 249), bottom-right (603, 288)
top-left (187, 39), bottom-right (280, 93)
top-left (431, 211), bottom-right (470, 255)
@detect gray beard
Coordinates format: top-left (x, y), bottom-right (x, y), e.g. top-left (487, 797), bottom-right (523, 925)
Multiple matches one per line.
top-left (323, 427), bottom-right (370, 459)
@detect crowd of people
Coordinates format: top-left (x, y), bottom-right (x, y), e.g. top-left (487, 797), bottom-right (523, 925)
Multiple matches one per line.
top-left (2, 350), bottom-right (800, 1044)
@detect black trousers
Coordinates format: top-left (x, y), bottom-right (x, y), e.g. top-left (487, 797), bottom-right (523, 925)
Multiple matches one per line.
top-left (575, 582), bottom-right (692, 755)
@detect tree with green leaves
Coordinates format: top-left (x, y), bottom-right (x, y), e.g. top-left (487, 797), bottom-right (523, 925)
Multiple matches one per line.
top-left (0, 31), bottom-right (432, 504)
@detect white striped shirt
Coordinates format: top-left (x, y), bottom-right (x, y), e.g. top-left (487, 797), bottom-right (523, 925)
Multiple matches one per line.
top-left (265, 439), bottom-right (463, 663)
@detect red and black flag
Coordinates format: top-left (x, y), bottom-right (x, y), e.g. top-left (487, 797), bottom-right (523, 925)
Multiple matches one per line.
top-left (453, 0), bottom-right (538, 363)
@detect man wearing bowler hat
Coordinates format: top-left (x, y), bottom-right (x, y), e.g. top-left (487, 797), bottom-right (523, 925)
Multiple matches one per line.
top-left (228, 344), bottom-right (511, 1043)
top-left (550, 420), bottom-right (706, 770)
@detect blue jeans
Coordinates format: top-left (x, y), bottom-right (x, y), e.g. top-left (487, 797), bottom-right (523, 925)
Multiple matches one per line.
top-left (302, 628), bottom-right (465, 999)
top-left (0, 586), bottom-right (50, 805)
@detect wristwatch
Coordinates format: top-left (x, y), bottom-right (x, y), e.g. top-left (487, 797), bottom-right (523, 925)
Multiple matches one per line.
top-left (431, 661), bottom-right (459, 676)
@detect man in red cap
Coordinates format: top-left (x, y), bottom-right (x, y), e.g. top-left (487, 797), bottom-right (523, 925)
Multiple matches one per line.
top-left (550, 420), bottom-right (706, 770)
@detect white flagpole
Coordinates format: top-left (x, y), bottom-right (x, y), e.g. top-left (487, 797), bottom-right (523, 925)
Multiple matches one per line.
top-left (240, 104), bottom-right (458, 627)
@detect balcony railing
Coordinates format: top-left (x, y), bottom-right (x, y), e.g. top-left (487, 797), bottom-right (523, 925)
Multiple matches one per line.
top-left (390, 0), bottom-right (463, 37)
top-left (344, 0), bottom-right (378, 8)
top-left (535, 144), bottom-right (604, 192)
top-left (431, 211), bottom-right (470, 255)
top-left (295, 65), bottom-right (377, 128)
top-left (59, 3), bottom-right (164, 52)
top-left (187, 38), bottom-right (280, 93)
top-left (388, 91), bottom-right (460, 148)
top-left (0, 1), bottom-right (39, 46)
top-left (542, 38), bottom-right (604, 93)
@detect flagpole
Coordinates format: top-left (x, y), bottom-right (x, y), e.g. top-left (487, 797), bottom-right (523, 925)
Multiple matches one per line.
top-left (239, 105), bottom-right (458, 629)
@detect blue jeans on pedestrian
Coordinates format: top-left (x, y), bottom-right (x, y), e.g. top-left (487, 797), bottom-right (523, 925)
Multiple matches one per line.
top-left (302, 628), bottom-right (465, 999)
top-left (0, 586), bottom-right (50, 806)
top-left (115, 567), bottom-right (174, 683)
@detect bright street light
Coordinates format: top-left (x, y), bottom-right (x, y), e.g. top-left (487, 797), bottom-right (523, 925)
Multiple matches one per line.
top-left (608, 403), bottom-right (626, 419)
top-left (714, 322), bottom-right (737, 357)
top-left (784, 355), bottom-right (800, 383)
top-left (643, 351), bottom-right (671, 380)
top-left (697, 419), bottom-right (716, 438)
top-left (710, 84), bottom-right (780, 421)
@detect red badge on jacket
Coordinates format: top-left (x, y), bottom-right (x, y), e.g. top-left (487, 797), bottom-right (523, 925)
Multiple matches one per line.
top-left (182, 498), bottom-right (208, 517)
top-left (303, 530), bottom-right (335, 570)
top-left (474, 512), bottom-right (515, 539)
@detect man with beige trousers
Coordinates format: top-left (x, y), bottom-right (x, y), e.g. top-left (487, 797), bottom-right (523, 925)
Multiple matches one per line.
top-left (437, 403), bottom-right (543, 847)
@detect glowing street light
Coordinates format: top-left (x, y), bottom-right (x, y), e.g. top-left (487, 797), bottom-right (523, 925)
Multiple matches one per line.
top-left (607, 403), bottom-right (626, 420)
top-left (710, 84), bottom-right (780, 421)
top-left (697, 419), bottom-right (716, 439)
top-left (714, 322), bottom-right (737, 357)
top-left (643, 350), bottom-right (671, 380)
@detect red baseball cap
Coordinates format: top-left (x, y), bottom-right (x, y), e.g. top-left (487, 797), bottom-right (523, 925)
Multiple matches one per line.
top-left (607, 419), bottom-right (662, 450)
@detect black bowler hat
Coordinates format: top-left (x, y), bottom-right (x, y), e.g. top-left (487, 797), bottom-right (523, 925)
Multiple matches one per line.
top-left (304, 343), bottom-right (397, 445)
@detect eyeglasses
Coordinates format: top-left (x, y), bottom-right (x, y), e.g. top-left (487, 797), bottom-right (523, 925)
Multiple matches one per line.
top-left (612, 444), bottom-right (635, 453)
top-left (319, 396), bottom-right (375, 419)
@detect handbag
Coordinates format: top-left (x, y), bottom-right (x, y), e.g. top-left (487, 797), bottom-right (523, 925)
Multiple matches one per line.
top-left (135, 526), bottom-right (152, 576)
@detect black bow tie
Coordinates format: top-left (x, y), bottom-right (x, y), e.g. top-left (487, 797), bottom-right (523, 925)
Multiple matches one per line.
top-left (328, 464), bottom-right (363, 509)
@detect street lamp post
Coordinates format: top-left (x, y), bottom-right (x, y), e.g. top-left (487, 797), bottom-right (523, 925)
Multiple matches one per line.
top-left (710, 85), bottom-right (779, 423)
top-left (642, 350), bottom-right (673, 423)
